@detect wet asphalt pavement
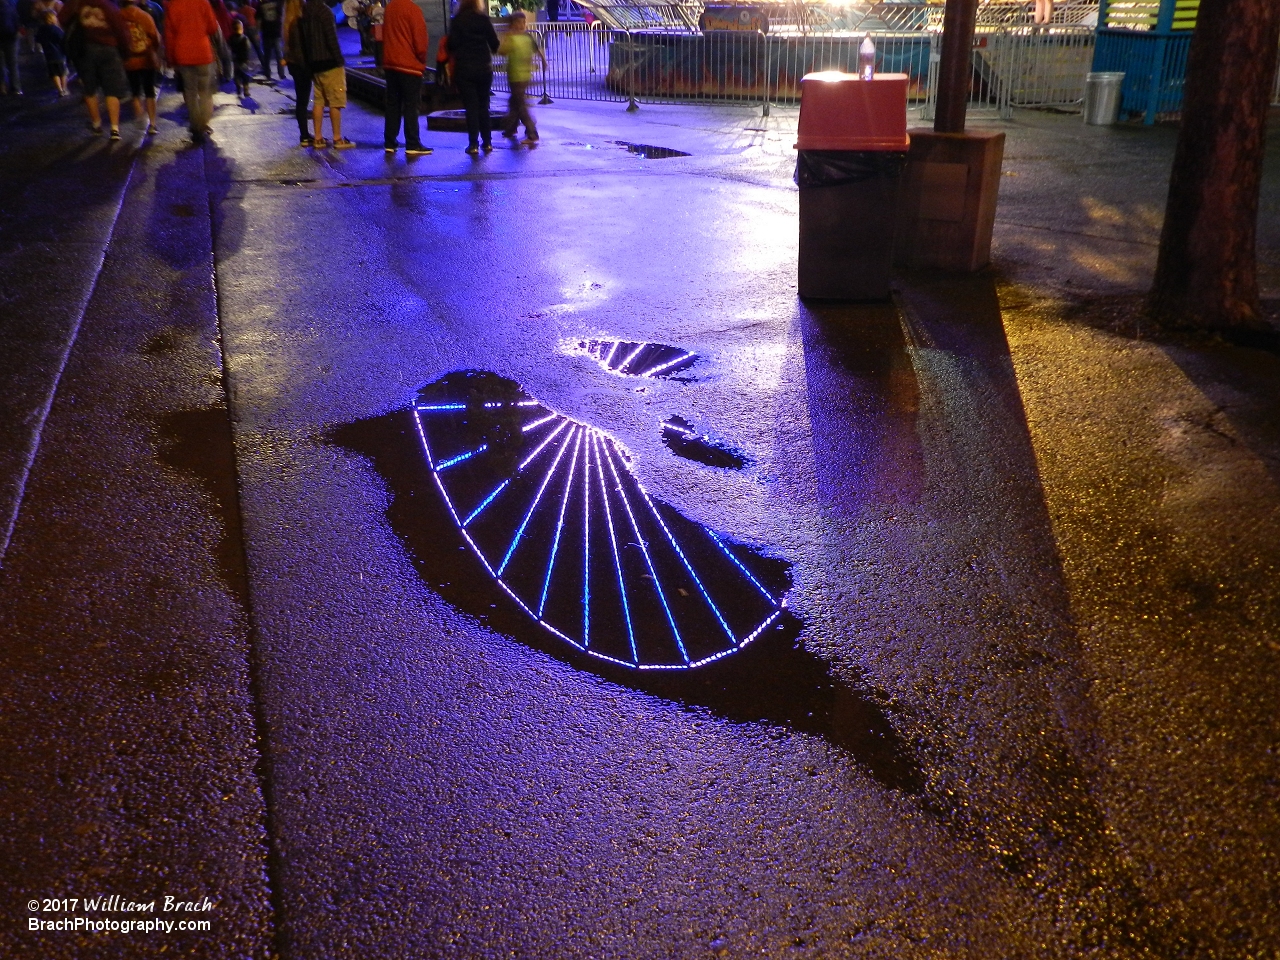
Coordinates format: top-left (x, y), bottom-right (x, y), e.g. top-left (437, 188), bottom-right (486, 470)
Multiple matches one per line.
top-left (1, 56), bottom-right (1279, 960)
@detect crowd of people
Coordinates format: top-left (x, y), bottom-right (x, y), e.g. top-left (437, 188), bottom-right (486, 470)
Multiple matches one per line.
top-left (0, 0), bottom-right (545, 154)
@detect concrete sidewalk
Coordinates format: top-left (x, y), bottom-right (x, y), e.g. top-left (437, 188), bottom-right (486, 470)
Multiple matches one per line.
top-left (1, 63), bottom-right (1278, 960)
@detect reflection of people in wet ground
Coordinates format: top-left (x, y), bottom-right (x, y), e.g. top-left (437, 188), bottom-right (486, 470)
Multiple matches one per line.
top-left (447, 0), bottom-right (497, 156)
top-left (119, 0), bottom-right (161, 133)
top-left (498, 10), bottom-right (543, 146)
top-left (61, 0), bottom-right (131, 137)
top-left (381, 0), bottom-right (431, 155)
top-left (164, 0), bottom-right (219, 142)
top-left (298, 0), bottom-right (352, 147)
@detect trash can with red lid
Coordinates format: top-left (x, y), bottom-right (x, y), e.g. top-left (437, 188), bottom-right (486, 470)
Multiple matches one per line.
top-left (794, 72), bottom-right (910, 300)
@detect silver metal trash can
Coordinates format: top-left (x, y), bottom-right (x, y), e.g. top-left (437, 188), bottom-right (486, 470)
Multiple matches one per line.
top-left (1083, 71), bottom-right (1125, 125)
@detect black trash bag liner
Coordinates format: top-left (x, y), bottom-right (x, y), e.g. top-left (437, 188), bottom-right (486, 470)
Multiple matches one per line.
top-left (794, 150), bottom-right (909, 188)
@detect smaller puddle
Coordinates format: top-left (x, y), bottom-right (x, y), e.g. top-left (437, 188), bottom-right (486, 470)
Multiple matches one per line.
top-left (565, 339), bottom-right (697, 379)
top-left (610, 140), bottom-right (691, 159)
top-left (662, 416), bottom-right (749, 470)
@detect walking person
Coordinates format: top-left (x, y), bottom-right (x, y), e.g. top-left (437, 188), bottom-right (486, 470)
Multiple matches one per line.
top-left (60, 0), bottom-right (130, 136)
top-left (209, 0), bottom-right (231, 81)
top-left (236, 0), bottom-right (262, 72)
top-left (299, 0), bottom-right (351, 147)
top-left (164, 0), bottom-right (219, 141)
top-left (227, 14), bottom-right (250, 95)
top-left (447, 0), bottom-right (496, 155)
top-left (256, 0), bottom-right (281, 77)
top-left (498, 10), bottom-right (542, 146)
top-left (119, 0), bottom-right (160, 132)
top-left (0, 0), bottom-right (24, 94)
top-left (381, 0), bottom-right (429, 155)
top-left (281, 0), bottom-right (310, 143)
top-left (36, 9), bottom-right (68, 94)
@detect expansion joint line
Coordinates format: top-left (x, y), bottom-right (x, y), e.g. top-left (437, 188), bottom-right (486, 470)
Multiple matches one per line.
top-left (203, 147), bottom-right (292, 960)
top-left (0, 154), bottom-right (139, 569)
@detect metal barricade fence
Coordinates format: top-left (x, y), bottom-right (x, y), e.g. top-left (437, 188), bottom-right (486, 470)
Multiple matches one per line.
top-left (493, 19), bottom-right (1278, 118)
top-left (494, 22), bottom-right (1097, 117)
top-left (922, 26), bottom-right (1094, 119)
top-left (1000, 26), bottom-right (1095, 108)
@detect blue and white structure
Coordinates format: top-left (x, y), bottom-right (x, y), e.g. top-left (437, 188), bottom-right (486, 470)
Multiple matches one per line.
top-left (413, 371), bottom-right (786, 670)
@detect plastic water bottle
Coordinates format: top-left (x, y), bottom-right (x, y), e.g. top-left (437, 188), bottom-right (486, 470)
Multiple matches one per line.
top-left (859, 35), bottom-right (876, 81)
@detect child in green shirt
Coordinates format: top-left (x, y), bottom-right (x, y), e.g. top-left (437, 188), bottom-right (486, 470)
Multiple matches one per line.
top-left (498, 11), bottom-right (545, 145)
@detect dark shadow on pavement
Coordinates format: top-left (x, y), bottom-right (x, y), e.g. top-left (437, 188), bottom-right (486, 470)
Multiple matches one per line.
top-left (796, 271), bottom-right (1199, 954)
top-left (329, 408), bottom-right (925, 795)
top-left (155, 407), bottom-right (250, 609)
top-left (797, 296), bottom-right (925, 517)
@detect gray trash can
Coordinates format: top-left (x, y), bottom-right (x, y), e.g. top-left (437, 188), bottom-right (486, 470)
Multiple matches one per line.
top-left (1083, 71), bottom-right (1125, 125)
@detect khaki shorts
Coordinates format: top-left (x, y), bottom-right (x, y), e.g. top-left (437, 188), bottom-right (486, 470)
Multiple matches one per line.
top-left (312, 66), bottom-right (347, 108)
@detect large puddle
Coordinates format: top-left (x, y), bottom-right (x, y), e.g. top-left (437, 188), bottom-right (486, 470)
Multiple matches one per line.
top-left (331, 371), bottom-right (921, 790)
top-left (413, 371), bottom-right (781, 669)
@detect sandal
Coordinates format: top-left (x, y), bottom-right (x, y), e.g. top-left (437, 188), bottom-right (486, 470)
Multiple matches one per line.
top-left (312, 138), bottom-right (330, 148)
top-left (332, 137), bottom-right (356, 149)
top-left (146, 124), bottom-right (158, 135)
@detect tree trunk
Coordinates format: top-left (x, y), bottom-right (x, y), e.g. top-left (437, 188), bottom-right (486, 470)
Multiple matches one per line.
top-left (1148, 0), bottom-right (1280, 331)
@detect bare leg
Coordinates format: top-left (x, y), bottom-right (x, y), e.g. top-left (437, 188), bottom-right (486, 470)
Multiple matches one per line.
top-left (146, 97), bottom-right (156, 126)
top-left (85, 95), bottom-right (101, 128)
top-left (133, 96), bottom-right (143, 119)
top-left (313, 102), bottom-right (324, 141)
top-left (330, 107), bottom-right (342, 142)
top-left (106, 96), bottom-right (121, 131)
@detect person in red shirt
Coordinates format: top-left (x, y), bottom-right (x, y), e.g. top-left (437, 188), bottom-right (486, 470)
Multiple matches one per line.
top-left (118, 0), bottom-right (160, 133)
top-left (164, 0), bottom-right (219, 141)
top-left (380, 0), bottom-right (429, 155)
top-left (60, 0), bottom-right (131, 137)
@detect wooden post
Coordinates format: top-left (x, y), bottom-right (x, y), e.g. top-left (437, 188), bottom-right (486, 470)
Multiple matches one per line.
top-left (933, 0), bottom-right (980, 133)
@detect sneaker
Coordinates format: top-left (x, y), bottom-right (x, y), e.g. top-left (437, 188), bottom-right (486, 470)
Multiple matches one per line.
top-left (299, 135), bottom-right (313, 147)
top-left (332, 137), bottom-right (356, 149)
top-left (520, 136), bottom-right (538, 146)
top-left (481, 141), bottom-right (493, 153)
top-left (384, 144), bottom-right (397, 153)
top-left (146, 124), bottom-right (158, 135)
top-left (404, 145), bottom-right (433, 156)
top-left (313, 138), bottom-right (330, 149)
top-left (109, 128), bottom-right (121, 141)
top-left (465, 144), bottom-right (479, 156)
top-left (89, 123), bottom-right (102, 134)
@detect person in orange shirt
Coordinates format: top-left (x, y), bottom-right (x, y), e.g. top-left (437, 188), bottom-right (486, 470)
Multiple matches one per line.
top-left (164, 0), bottom-right (219, 141)
top-left (380, 0), bottom-right (429, 155)
top-left (118, 0), bottom-right (160, 133)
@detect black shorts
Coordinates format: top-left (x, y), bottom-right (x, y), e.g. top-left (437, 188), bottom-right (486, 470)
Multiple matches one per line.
top-left (127, 67), bottom-right (157, 99)
top-left (80, 42), bottom-right (130, 99)
top-left (46, 58), bottom-right (67, 78)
